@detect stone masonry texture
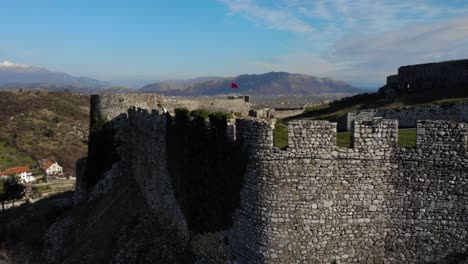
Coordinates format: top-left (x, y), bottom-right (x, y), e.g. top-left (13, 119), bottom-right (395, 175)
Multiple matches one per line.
top-left (80, 94), bottom-right (468, 263)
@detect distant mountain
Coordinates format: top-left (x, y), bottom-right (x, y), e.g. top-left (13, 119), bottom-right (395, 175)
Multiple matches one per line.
top-left (0, 83), bottom-right (136, 94)
top-left (141, 72), bottom-right (363, 95)
top-left (0, 60), bottom-right (110, 88)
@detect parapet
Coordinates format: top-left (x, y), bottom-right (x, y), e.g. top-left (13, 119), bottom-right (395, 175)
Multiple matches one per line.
top-left (235, 118), bottom-right (274, 152)
top-left (352, 118), bottom-right (398, 150)
top-left (91, 93), bottom-right (252, 122)
top-left (287, 120), bottom-right (336, 152)
top-left (416, 120), bottom-right (467, 154)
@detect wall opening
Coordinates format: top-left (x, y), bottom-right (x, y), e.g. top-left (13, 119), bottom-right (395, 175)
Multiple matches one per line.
top-left (273, 123), bottom-right (288, 149)
top-left (337, 131), bottom-right (352, 148)
top-left (405, 82), bottom-right (411, 92)
top-left (398, 127), bottom-right (416, 148)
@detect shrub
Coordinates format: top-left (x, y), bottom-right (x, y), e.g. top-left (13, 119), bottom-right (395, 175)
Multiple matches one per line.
top-left (190, 109), bottom-right (209, 120)
top-left (91, 113), bottom-right (108, 133)
top-left (273, 123), bottom-right (288, 149)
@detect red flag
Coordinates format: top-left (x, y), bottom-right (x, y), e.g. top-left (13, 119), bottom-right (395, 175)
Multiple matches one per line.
top-left (231, 82), bottom-right (238, 89)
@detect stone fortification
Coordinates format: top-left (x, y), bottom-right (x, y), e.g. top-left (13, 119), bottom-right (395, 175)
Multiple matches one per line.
top-left (345, 102), bottom-right (468, 131)
top-left (378, 59), bottom-right (468, 97)
top-left (127, 107), bottom-right (188, 233)
top-left (80, 94), bottom-right (468, 263)
top-left (231, 118), bottom-right (467, 263)
top-left (91, 93), bottom-right (251, 121)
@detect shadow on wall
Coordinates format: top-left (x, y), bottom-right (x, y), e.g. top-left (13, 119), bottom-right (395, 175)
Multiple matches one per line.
top-left (166, 109), bottom-right (248, 232)
top-left (84, 113), bottom-right (123, 189)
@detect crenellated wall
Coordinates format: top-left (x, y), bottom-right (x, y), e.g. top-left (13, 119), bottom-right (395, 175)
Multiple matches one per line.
top-left (81, 94), bottom-right (468, 263)
top-left (230, 118), bottom-right (467, 263)
top-left (91, 94), bottom-right (251, 121)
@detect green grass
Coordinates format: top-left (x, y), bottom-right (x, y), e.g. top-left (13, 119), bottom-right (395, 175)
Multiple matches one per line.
top-left (398, 128), bottom-right (416, 148)
top-left (0, 141), bottom-right (35, 171)
top-left (288, 86), bottom-right (468, 125)
top-left (304, 103), bottom-right (329, 113)
top-left (273, 123), bottom-right (288, 149)
top-left (31, 184), bottom-right (52, 193)
top-left (337, 131), bottom-right (352, 148)
top-left (0, 91), bottom-right (89, 175)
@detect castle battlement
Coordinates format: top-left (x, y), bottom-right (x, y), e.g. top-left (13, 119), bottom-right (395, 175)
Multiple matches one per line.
top-left (80, 95), bottom-right (468, 263)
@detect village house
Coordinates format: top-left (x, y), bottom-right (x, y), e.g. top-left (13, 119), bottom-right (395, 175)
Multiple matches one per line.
top-left (42, 161), bottom-right (64, 177)
top-left (0, 166), bottom-right (36, 183)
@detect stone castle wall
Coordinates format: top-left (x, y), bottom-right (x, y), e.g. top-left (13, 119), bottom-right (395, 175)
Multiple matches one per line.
top-left (127, 107), bottom-right (188, 233)
top-left (91, 94), bottom-right (251, 121)
top-left (378, 60), bottom-right (468, 96)
top-left (82, 94), bottom-right (468, 263)
top-left (231, 118), bottom-right (467, 263)
top-left (345, 102), bottom-right (468, 131)
top-left (396, 60), bottom-right (468, 92)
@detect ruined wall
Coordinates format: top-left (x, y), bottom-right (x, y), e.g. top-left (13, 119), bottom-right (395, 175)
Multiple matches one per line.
top-left (230, 118), bottom-right (468, 263)
top-left (346, 102), bottom-right (468, 130)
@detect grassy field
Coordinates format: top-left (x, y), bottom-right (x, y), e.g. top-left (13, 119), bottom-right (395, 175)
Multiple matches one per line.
top-left (397, 128), bottom-right (417, 148)
top-left (273, 123), bottom-right (288, 149)
top-left (288, 87), bottom-right (468, 125)
top-left (274, 127), bottom-right (417, 149)
top-left (0, 141), bottom-right (36, 171)
top-left (337, 132), bottom-right (352, 148)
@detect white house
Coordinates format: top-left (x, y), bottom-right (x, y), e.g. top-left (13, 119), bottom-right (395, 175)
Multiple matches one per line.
top-left (0, 166), bottom-right (35, 183)
top-left (42, 161), bottom-right (63, 177)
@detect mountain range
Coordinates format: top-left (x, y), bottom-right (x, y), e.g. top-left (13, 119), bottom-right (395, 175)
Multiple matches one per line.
top-left (0, 61), bottom-right (364, 95)
top-left (141, 72), bottom-right (363, 95)
top-left (0, 61), bottom-right (110, 87)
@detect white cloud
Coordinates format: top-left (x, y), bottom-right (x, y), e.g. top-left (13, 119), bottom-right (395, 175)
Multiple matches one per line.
top-left (220, 1), bottom-right (468, 88)
top-left (329, 16), bottom-right (468, 82)
top-left (0, 60), bottom-right (29, 68)
top-left (244, 15), bottom-right (468, 88)
top-left (219, 0), bottom-right (313, 32)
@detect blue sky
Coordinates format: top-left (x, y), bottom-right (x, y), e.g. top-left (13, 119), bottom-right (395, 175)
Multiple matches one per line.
top-left (1, 0), bottom-right (467, 88)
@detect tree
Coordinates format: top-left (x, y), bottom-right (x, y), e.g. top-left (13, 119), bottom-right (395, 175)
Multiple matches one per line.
top-left (3, 175), bottom-right (25, 208)
top-left (0, 179), bottom-right (5, 212)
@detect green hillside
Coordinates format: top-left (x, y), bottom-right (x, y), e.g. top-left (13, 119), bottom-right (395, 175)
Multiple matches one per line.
top-left (0, 91), bottom-right (89, 175)
top-left (288, 87), bottom-right (468, 124)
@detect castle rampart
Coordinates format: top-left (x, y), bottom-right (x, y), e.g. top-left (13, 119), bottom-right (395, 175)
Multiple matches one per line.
top-left (378, 59), bottom-right (468, 97)
top-left (231, 118), bottom-right (467, 263)
top-left (80, 94), bottom-right (468, 263)
top-left (91, 94), bottom-right (251, 122)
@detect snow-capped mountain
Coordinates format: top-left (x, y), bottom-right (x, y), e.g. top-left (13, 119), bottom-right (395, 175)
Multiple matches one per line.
top-left (0, 60), bottom-right (109, 87)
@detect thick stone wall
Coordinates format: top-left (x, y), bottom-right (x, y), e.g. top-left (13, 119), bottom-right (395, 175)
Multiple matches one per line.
top-left (127, 107), bottom-right (188, 233)
top-left (346, 102), bottom-right (468, 130)
top-left (230, 118), bottom-right (467, 263)
top-left (396, 60), bottom-right (468, 92)
top-left (91, 94), bottom-right (251, 121)
top-left (378, 60), bottom-right (468, 96)
top-left (82, 94), bottom-right (468, 263)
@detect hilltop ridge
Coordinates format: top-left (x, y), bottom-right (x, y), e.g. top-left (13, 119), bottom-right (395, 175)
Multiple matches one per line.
top-left (141, 72), bottom-right (363, 96)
